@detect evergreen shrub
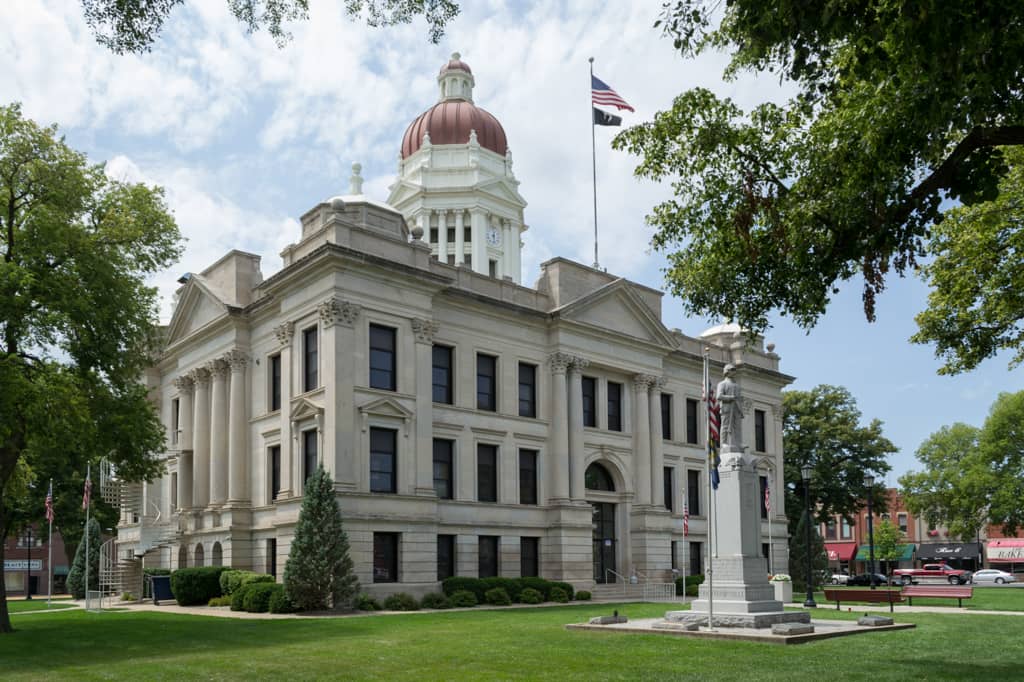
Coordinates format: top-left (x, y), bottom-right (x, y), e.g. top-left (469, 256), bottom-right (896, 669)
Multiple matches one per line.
top-left (383, 592), bottom-right (420, 611)
top-left (449, 590), bottom-right (478, 607)
top-left (208, 596), bottom-right (232, 607)
top-left (575, 590), bottom-right (592, 601)
top-left (268, 584), bottom-right (296, 613)
top-left (517, 577), bottom-right (551, 599)
top-left (243, 583), bottom-right (278, 613)
top-left (420, 592), bottom-right (451, 609)
top-left (549, 586), bottom-right (569, 603)
top-left (66, 517), bottom-right (101, 599)
top-left (484, 587), bottom-right (511, 606)
top-left (170, 566), bottom-right (229, 606)
top-left (519, 587), bottom-right (543, 604)
top-left (550, 581), bottom-right (574, 600)
top-left (231, 583), bottom-right (252, 611)
top-left (357, 593), bottom-right (382, 611)
top-left (441, 577), bottom-right (485, 600)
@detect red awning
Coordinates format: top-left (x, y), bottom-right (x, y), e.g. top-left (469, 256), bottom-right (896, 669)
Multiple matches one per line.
top-left (987, 539), bottom-right (1024, 563)
top-left (825, 542), bottom-right (858, 562)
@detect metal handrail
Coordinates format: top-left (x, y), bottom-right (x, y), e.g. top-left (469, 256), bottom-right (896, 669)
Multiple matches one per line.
top-left (604, 568), bottom-right (628, 590)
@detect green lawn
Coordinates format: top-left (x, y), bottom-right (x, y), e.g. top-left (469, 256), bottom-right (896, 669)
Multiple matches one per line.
top-left (815, 586), bottom-right (1024, 611)
top-left (4, 599), bottom-right (75, 614)
top-left (1, 602), bottom-right (1021, 681)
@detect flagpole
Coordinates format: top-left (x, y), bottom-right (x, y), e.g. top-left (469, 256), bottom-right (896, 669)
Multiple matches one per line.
top-left (767, 477), bottom-right (774, 576)
top-left (588, 56), bottom-right (599, 269)
top-left (47, 479), bottom-right (53, 608)
top-left (84, 463), bottom-right (90, 610)
top-left (704, 349), bottom-right (714, 629)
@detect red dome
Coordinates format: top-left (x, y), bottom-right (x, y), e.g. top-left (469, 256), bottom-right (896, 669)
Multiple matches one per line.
top-left (440, 56), bottom-right (472, 75)
top-left (401, 100), bottom-right (507, 159)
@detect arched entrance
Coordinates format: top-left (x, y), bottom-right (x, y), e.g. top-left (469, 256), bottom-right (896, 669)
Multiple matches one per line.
top-left (177, 545), bottom-right (188, 569)
top-left (211, 542), bottom-right (223, 567)
top-left (586, 463), bottom-right (618, 584)
top-left (194, 543), bottom-right (205, 567)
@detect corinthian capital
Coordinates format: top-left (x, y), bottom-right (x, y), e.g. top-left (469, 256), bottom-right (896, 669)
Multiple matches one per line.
top-left (568, 356), bottom-right (590, 373)
top-left (319, 297), bottom-right (361, 328)
top-left (189, 366), bottom-right (211, 387)
top-left (206, 358), bottom-right (229, 378)
top-left (547, 352), bottom-right (573, 374)
top-left (274, 321), bottom-right (294, 347)
top-left (411, 318), bottom-right (440, 344)
top-left (172, 375), bottom-right (194, 394)
top-left (632, 374), bottom-right (657, 393)
top-left (224, 349), bottom-right (249, 372)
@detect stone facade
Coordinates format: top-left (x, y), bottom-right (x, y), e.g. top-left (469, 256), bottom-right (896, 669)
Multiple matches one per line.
top-left (122, 57), bottom-right (794, 598)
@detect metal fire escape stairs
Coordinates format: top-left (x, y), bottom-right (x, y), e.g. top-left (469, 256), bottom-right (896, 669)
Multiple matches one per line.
top-left (98, 460), bottom-right (178, 602)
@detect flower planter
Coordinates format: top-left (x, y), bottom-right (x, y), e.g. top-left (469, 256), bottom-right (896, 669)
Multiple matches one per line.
top-left (772, 580), bottom-right (793, 604)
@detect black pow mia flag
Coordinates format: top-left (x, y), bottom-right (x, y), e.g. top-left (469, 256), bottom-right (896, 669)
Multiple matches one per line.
top-left (593, 107), bottom-right (622, 126)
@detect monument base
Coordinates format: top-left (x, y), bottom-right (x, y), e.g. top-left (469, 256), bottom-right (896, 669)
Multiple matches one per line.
top-left (662, 609), bottom-right (811, 629)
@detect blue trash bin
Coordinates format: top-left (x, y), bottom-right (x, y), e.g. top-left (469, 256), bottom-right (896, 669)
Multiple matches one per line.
top-left (150, 575), bottom-right (173, 604)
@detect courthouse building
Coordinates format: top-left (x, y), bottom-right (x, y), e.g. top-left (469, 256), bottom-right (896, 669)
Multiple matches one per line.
top-left (119, 55), bottom-right (793, 596)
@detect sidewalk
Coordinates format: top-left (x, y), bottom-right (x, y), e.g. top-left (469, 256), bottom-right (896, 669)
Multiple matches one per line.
top-left (790, 602), bottom-right (1024, 616)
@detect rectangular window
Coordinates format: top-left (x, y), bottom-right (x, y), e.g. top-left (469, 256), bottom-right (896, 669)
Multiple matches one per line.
top-left (520, 537), bottom-right (539, 577)
top-left (687, 470), bottom-right (701, 516)
top-left (303, 326), bottom-right (318, 392)
top-left (755, 409), bottom-right (766, 452)
top-left (661, 393), bottom-right (672, 440)
top-left (432, 345), bottom-right (453, 404)
top-left (689, 541), bottom-right (703, 577)
top-left (759, 475), bottom-right (769, 519)
top-left (370, 427), bottom-right (397, 494)
top-left (841, 518), bottom-right (853, 539)
top-left (302, 430), bottom-right (317, 486)
top-left (171, 473), bottom-right (178, 510)
top-left (489, 260), bottom-right (498, 278)
top-left (433, 439), bottom-right (454, 500)
top-left (270, 445), bottom-right (281, 501)
top-left (898, 513), bottom-right (908, 534)
top-left (582, 377), bottom-right (597, 427)
top-left (266, 538), bottom-right (277, 579)
top-left (373, 533), bottom-right (399, 583)
top-left (430, 227), bottom-right (438, 243)
top-left (477, 444), bottom-right (498, 503)
top-left (478, 536), bottom-right (499, 578)
top-left (269, 353), bottom-right (282, 411)
top-left (171, 398), bottom-right (179, 445)
top-left (476, 354), bottom-right (497, 411)
top-left (437, 535), bottom-right (456, 581)
top-left (825, 520), bottom-right (838, 540)
top-left (519, 449), bottom-right (538, 505)
top-left (607, 381), bottom-right (622, 431)
top-left (663, 467), bottom-right (674, 512)
top-left (671, 540), bottom-right (678, 570)
top-left (686, 398), bottom-right (699, 444)
top-left (369, 324), bottom-right (397, 391)
top-left (518, 362), bottom-right (537, 418)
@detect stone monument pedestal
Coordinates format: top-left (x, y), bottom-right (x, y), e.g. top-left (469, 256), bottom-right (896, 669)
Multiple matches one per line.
top-left (663, 448), bottom-right (809, 629)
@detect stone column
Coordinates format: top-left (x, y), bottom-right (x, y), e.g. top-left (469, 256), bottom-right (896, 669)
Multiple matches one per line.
top-left (413, 317), bottom-right (440, 495)
top-left (208, 358), bottom-right (229, 507)
top-left (632, 375), bottom-right (653, 506)
top-left (191, 367), bottom-right (211, 508)
top-left (226, 350), bottom-right (249, 505)
top-left (454, 210), bottom-right (465, 265)
top-left (567, 356), bottom-right (589, 501)
top-left (510, 220), bottom-right (522, 284)
top-left (173, 376), bottom-right (194, 510)
top-left (437, 210), bottom-right (448, 262)
top-left (502, 218), bottom-right (513, 279)
top-left (320, 298), bottom-right (360, 490)
top-left (470, 208), bottom-right (487, 275)
top-left (649, 377), bottom-right (666, 508)
top-left (547, 353), bottom-right (572, 502)
top-left (274, 322), bottom-right (295, 498)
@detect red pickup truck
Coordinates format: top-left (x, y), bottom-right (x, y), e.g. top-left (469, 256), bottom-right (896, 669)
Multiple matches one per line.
top-left (891, 563), bottom-right (972, 585)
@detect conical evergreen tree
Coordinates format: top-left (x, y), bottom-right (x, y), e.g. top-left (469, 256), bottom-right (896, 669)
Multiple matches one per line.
top-left (66, 517), bottom-right (101, 599)
top-left (283, 466), bottom-right (359, 611)
top-left (788, 509), bottom-right (829, 593)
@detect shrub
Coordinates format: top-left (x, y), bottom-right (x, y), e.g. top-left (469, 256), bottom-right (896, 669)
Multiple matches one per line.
top-left (283, 466), bottom-right (359, 611)
top-left (516, 577), bottom-right (551, 600)
top-left (170, 566), bottom-right (230, 606)
top-left (549, 586), bottom-right (569, 603)
top-left (231, 583), bottom-right (253, 611)
top-left (357, 594), bottom-right (382, 611)
top-left (383, 592), bottom-right (420, 611)
top-left (268, 585), bottom-right (296, 613)
top-left (66, 517), bottom-right (101, 599)
top-left (550, 581), bottom-right (574, 601)
top-left (420, 592), bottom-right (451, 609)
top-left (484, 587), bottom-right (511, 606)
top-left (449, 590), bottom-right (478, 608)
top-left (442, 577), bottom-right (485, 601)
top-left (208, 596), bottom-right (232, 607)
top-left (575, 590), bottom-right (592, 601)
top-left (481, 577), bottom-right (521, 602)
top-left (244, 583), bottom-right (278, 613)
top-left (519, 587), bottom-right (543, 604)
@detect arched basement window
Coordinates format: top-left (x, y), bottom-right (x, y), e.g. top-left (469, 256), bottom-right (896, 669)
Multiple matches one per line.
top-left (585, 463), bottom-right (615, 492)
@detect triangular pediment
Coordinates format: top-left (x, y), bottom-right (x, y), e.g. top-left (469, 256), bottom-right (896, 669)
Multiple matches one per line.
top-left (474, 177), bottom-right (527, 207)
top-left (164, 278), bottom-right (231, 346)
top-left (555, 280), bottom-right (677, 348)
top-left (357, 396), bottom-right (415, 419)
top-left (290, 396), bottom-right (324, 422)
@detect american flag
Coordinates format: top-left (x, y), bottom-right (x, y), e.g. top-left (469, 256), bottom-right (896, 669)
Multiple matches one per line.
top-left (45, 481), bottom-right (55, 524)
top-left (764, 483), bottom-right (771, 514)
top-left (82, 475), bottom-right (91, 511)
top-left (683, 496), bottom-right (689, 537)
top-left (704, 378), bottom-right (721, 489)
top-left (591, 75), bottom-right (634, 112)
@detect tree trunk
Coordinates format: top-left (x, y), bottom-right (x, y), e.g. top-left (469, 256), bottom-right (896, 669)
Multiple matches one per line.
top-left (0, 489), bottom-right (13, 633)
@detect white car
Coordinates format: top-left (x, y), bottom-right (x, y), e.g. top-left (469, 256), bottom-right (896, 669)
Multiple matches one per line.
top-left (971, 569), bottom-right (1017, 585)
top-left (830, 573), bottom-right (851, 585)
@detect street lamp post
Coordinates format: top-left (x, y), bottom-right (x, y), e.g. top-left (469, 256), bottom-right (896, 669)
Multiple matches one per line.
top-left (801, 464), bottom-right (816, 608)
top-left (864, 474), bottom-right (876, 590)
top-left (24, 526), bottom-right (33, 601)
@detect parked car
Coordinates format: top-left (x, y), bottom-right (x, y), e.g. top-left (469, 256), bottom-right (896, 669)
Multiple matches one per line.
top-left (971, 569), bottom-right (1017, 585)
top-left (846, 573), bottom-right (890, 587)
top-left (830, 573), bottom-right (851, 585)
top-left (892, 562), bottom-right (972, 585)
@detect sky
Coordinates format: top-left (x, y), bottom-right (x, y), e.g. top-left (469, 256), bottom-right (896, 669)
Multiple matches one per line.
top-left (3, 0), bottom-right (1021, 483)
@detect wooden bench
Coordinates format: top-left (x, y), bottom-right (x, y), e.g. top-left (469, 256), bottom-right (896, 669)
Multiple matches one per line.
top-left (822, 588), bottom-right (905, 612)
top-left (901, 585), bottom-right (973, 608)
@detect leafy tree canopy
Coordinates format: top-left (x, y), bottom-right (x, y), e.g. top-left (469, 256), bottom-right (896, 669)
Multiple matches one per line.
top-left (80, 0), bottom-right (459, 53)
top-left (782, 385), bottom-right (894, 534)
top-left (0, 103), bottom-right (181, 633)
top-left (871, 519), bottom-right (903, 576)
top-left (614, 1), bottom-right (1024, 372)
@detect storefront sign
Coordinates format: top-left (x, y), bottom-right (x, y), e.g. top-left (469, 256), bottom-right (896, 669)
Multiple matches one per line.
top-left (3, 560), bottom-right (42, 571)
top-left (988, 540), bottom-right (1024, 563)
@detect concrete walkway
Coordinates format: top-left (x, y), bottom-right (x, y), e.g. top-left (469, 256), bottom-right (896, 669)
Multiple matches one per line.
top-left (788, 602), bottom-right (1024, 616)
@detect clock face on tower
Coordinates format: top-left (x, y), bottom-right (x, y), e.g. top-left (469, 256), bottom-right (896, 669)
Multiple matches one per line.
top-left (486, 226), bottom-right (502, 246)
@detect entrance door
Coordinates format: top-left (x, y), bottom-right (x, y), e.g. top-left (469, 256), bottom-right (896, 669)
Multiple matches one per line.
top-left (592, 502), bottom-right (617, 583)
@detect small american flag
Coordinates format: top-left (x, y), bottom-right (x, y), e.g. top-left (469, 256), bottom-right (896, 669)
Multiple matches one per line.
top-left (45, 481), bottom-right (55, 524)
top-left (82, 475), bottom-right (91, 511)
top-left (591, 75), bottom-right (634, 112)
top-left (683, 497), bottom-right (689, 537)
top-left (764, 483), bottom-right (771, 514)
top-left (704, 379), bottom-right (721, 489)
